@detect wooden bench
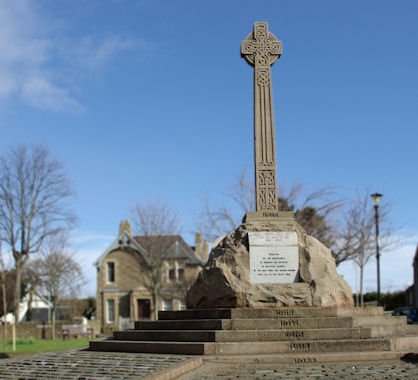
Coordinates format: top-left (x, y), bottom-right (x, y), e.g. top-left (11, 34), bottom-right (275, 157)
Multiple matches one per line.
top-left (62, 324), bottom-right (94, 339)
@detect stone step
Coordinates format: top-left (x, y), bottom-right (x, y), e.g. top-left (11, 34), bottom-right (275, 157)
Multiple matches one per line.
top-left (321, 306), bottom-right (384, 317)
top-left (114, 329), bottom-right (217, 342)
top-left (406, 324), bottom-right (418, 335)
top-left (210, 338), bottom-right (392, 355)
top-left (89, 337), bottom-right (392, 355)
top-left (135, 317), bottom-right (351, 331)
top-left (390, 335), bottom-right (418, 351)
top-left (158, 307), bottom-right (384, 321)
top-left (89, 339), bottom-right (206, 355)
top-left (134, 319), bottom-right (231, 330)
top-left (114, 327), bottom-right (372, 342)
top-left (134, 316), bottom-right (404, 331)
top-left (204, 350), bottom-right (412, 365)
top-left (158, 308), bottom-right (323, 320)
top-left (353, 316), bottom-right (406, 327)
top-left (230, 317), bottom-right (354, 330)
top-left (370, 324), bottom-right (412, 338)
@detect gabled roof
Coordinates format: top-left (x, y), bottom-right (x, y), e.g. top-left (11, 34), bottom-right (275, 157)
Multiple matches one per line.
top-left (94, 232), bottom-right (202, 268)
top-left (93, 230), bottom-right (149, 268)
top-left (134, 235), bottom-right (202, 265)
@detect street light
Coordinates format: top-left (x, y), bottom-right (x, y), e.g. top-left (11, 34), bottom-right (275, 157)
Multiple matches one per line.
top-left (370, 192), bottom-right (383, 306)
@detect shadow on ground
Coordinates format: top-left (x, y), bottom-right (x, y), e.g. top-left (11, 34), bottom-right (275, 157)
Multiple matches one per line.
top-left (400, 353), bottom-right (418, 364)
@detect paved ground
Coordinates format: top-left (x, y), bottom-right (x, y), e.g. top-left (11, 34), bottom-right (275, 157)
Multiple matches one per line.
top-left (0, 349), bottom-right (192, 379)
top-left (0, 349), bottom-right (417, 379)
top-left (178, 358), bottom-right (418, 379)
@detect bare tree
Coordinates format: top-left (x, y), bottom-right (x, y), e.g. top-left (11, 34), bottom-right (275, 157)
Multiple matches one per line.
top-left (195, 168), bottom-right (345, 261)
top-left (0, 144), bottom-right (77, 322)
top-left (130, 200), bottom-right (181, 319)
top-left (337, 190), bottom-right (396, 306)
top-left (34, 233), bottom-right (84, 339)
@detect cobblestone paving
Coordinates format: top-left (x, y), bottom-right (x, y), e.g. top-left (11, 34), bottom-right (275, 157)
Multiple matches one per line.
top-left (177, 360), bottom-right (418, 379)
top-left (0, 349), bottom-right (189, 379)
top-left (1, 350), bottom-right (418, 379)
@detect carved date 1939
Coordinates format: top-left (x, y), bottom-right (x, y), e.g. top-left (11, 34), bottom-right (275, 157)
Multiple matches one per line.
top-left (294, 357), bottom-right (317, 363)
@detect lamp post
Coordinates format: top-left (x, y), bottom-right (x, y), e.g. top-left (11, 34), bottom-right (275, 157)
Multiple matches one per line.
top-left (370, 192), bottom-right (383, 306)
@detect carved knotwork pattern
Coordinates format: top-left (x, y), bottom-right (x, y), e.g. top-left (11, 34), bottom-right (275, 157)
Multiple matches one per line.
top-left (241, 22), bottom-right (282, 67)
top-left (257, 69), bottom-right (270, 86)
top-left (256, 53), bottom-right (269, 67)
top-left (255, 23), bottom-right (268, 40)
top-left (258, 170), bottom-right (277, 210)
top-left (258, 188), bottom-right (277, 210)
top-left (266, 188), bottom-right (277, 209)
top-left (258, 170), bottom-right (275, 185)
top-left (259, 189), bottom-right (266, 208)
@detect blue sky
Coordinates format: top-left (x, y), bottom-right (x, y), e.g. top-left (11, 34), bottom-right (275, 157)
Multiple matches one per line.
top-left (1, 0), bottom-right (417, 297)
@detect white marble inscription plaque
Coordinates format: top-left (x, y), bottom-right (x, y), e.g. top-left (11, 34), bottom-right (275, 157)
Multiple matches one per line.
top-left (248, 232), bottom-right (299, 284)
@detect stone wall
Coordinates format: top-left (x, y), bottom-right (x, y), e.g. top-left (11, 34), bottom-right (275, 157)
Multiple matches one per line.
top-left (0, 320), bottom-right (100, 340)
top-left (0, 321), bottom-right (68, 340)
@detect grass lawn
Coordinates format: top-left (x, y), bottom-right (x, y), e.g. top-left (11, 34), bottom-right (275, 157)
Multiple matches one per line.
top-left (0, 338), bottom-right (91, 356)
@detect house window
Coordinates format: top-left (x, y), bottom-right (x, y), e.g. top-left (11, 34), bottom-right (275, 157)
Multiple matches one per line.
top-left (177, 264), bottom-right (185, 281)
top-left (107, 262), bottom-right (115, 283)
top-left (107, 299), bottom-right (115, 323)
top-left (162, 298), bottom-right (173, 311)
top-left (168, 264), bottom-right (175, 282)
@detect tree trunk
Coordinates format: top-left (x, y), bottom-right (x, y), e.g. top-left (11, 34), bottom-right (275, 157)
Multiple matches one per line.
top-left (1, 280), bottom-right (7, 352)
top-left (360, 264), bottom-right (364, 307)
top-left (11, 322), bottom-right (15, 352)
top-left (13, 261), bottom-right (22, 323)
top-left (51, 305), bottom-right (56, 340)
top-left (26, 289), bottom-right (34, 322)
top-left (152, 293), bottom-right (158, 321)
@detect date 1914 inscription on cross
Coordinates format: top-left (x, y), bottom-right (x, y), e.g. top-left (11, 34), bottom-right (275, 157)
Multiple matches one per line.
top-left (241, 22), bottom-right (282, 211)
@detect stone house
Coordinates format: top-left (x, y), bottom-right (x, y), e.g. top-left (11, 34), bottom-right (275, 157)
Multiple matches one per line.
top-left (94, 221), bottom-right (207, 332)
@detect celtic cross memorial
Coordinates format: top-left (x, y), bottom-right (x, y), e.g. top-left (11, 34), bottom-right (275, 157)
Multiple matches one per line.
top-left (241, 22), bottom-right (282, 212)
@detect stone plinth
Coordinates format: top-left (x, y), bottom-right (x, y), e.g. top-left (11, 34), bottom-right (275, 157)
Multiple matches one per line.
top-left (186, 215), bottom-right (353, 309)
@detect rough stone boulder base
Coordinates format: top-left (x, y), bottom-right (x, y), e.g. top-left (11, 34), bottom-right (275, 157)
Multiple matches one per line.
top-left (186, 219), bottom-right (353, 309)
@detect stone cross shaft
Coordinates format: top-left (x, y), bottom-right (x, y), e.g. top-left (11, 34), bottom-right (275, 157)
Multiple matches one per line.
top-left (241, 22), bottom-right (282, 211)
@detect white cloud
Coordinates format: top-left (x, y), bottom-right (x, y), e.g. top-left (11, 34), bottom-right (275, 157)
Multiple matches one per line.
top-left (70, 231), bottom-right (114, 246)
top-left (0, 0), bottom-right (73, 111)
top-left (21, 75), bottom-right (82, 112)
top-left (0, 1), bottom-right (141, 113)
top-left (72, 36), bottom-right (140, 70)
